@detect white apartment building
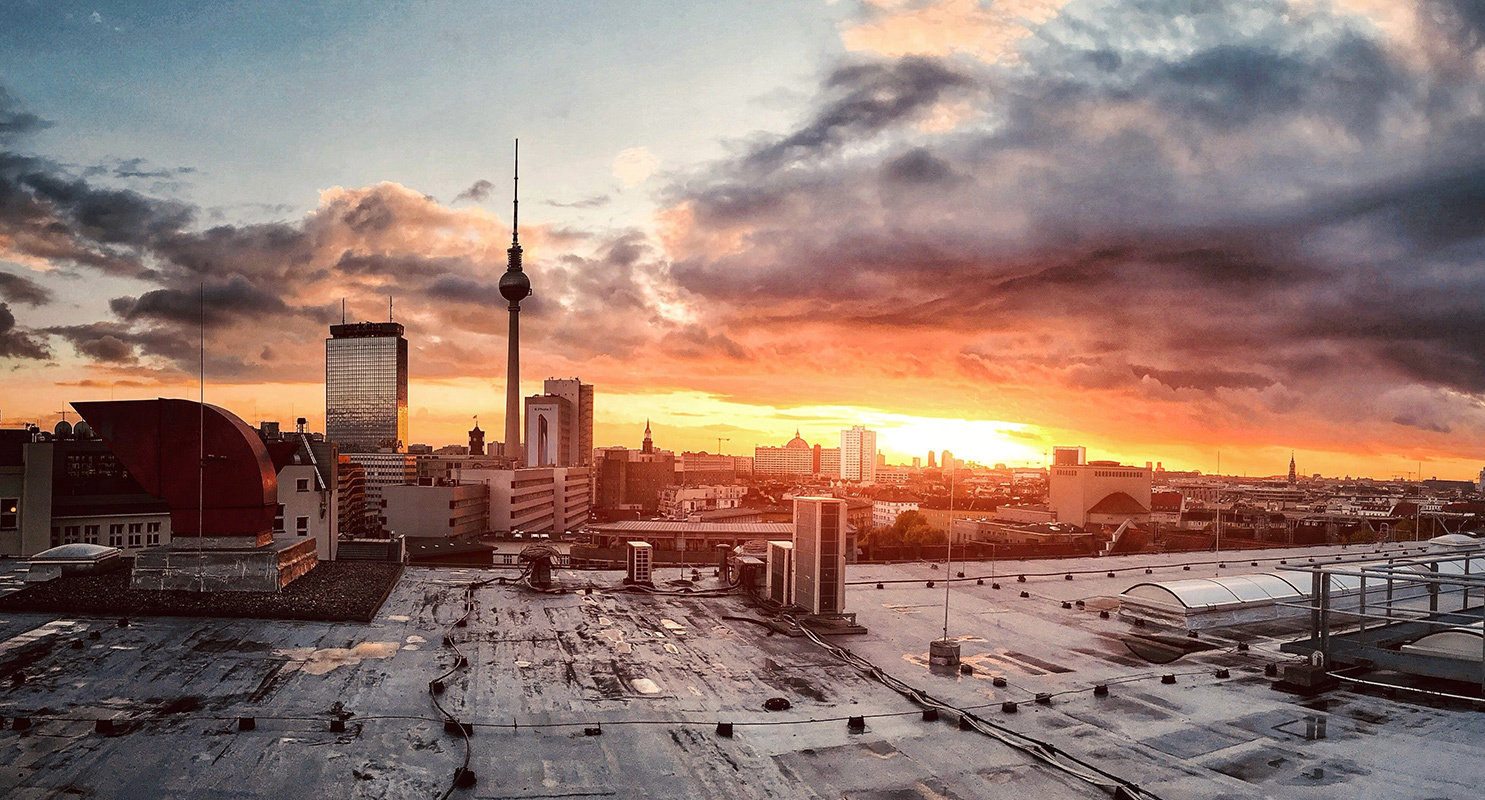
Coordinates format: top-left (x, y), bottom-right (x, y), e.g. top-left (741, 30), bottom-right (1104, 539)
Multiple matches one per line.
top-left (839, 425), bottom-right (877, 483)
top-left (872, 494), bottom-right (920, 529)
top-left (658, 485), bottom-right (746, 519)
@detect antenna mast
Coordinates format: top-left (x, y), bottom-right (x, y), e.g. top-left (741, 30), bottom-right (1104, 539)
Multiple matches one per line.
top-left (512, 139), bottom-right (519, 246)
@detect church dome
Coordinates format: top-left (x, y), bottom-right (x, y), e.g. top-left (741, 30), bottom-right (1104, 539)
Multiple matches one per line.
top-left (785, 431), bottom-right (810, 450)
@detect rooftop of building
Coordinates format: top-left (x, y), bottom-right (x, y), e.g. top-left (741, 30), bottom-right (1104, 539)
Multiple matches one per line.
top-left (587, 520), bottom-right (793, 535)
top-left (328, 321), bottom-right (405, 338)
top-left (2, 540), bottom-right (1481, 797)
top-left (1087, 492), bottom-right (1152, 516)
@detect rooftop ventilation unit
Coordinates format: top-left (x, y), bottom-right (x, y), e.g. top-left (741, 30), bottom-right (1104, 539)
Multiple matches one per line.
top-left (766, 540), bottom-right (794, 607)
top-left (793, 497), bottom-right (847, 615)
top-left (626, 541), bottom-right (654, 586)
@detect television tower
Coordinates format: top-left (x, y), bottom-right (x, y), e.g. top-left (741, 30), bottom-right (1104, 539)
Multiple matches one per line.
top-left (500, 141), bottom-right (532, 462)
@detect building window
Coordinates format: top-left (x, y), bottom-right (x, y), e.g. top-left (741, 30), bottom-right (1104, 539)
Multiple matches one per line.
top-left (297, 479), bottom-right (310, 492)
top-left (0, 498), bottom-right (17, 530)
top-left (64, 525), bottom-right (82, 544)
top-left (146, 522), bottom-right (161, 545)
top-left (109, 524), bottom-right (124, 547)
top-left (51, 526), bottom-right (60, 547)
top-left (128, 522), bottom-right (143, 548)
top-left (296, 516), bottom-right (309, 536)
top-left (274, 504), bottom-right (286, 532)
top-left (84, 524), bottom-right (100, 544)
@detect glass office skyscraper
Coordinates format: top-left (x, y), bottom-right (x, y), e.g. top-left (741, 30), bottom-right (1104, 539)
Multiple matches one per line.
top-left (325, 322), bottom-right (408, 453)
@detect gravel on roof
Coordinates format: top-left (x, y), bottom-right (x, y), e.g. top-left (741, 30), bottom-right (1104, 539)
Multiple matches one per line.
top-left (0, 560), bottom-right (403, 622)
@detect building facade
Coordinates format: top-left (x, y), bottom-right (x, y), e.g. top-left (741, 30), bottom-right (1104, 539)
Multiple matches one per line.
top-left (1, 427), bottom-right (172, 558)
top-left (872, 494), bottom-right (921, 529)
top-left (382, 482), bottom-right (489, 538)
top-left (1047, 447), bottom-right (1152, 529)
top-left (325, 321), bottom-right (409, 453)
top-left (839, 425), bottom-right (877, 483)
top-left (524, 394), bottom-right (573, 467)
top-left (755, 432), bottom-right (837, 477)
top-left (346, 452), bottom-right (416, 533)
top-left (260, 424), bottom-right (341, 561)
top-left (543, 378), bottom-right (594, 466)
top-left (658, 485), bottom-right (746, 519)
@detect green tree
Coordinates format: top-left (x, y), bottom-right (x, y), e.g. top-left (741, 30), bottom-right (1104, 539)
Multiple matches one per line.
top-left (890, 510), bottom-right (946, 546)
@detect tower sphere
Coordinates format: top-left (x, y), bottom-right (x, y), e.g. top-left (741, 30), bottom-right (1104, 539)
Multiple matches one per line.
top-left (499, 268), bottom-right (531, 304)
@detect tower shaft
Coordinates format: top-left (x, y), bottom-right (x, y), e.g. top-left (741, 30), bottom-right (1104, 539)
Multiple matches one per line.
top-left (505, 304), bottom-right (521, 461)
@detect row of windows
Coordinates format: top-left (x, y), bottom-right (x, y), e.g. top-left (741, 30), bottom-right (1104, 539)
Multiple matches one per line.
top-left (272, 504), bottom-right (313, 536)
top-left (50, 521), bottom-right (161, 548)
top-left (1092, 470), bottom-right (1145, 478)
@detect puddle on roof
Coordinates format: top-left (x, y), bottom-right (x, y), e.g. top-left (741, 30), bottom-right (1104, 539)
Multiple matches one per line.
top-left (630, 677), bottom-right (662, 695)
top-left (664, 643), bottom-right (679, 654)
top-left (386, 615), bottom-right (411, 622)
top-left (276, 642), bottom-right (400, 675)
top-left (883, 603), bottom-right (937, 614)
top-left (405, 635), bottom-right (426, 644)
top-left (660, 619), bottom-right (687, 636)
top-left (599, 628), bottom-right (631, 654)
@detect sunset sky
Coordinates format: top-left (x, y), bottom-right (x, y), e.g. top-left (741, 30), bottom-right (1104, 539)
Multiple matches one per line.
top-left (5, 1), bottom-right (1485, 480)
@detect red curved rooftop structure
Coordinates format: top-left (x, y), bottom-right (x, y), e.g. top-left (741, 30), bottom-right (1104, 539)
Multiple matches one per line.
top-left (72, 399), bottom-right (277, 545)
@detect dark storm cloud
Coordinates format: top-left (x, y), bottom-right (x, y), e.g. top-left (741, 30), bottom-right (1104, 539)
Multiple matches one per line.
top-left (741, 56), bottom-right (977, 172)
top-left (108, 275), bottom-right (290, 326)
top-left (453, 179), bottom-right (493, 203)
top-left (426, 274), bottom-right (505, 306)
top-left (0, 87), bottom-right (50, 141)
top-left (665, 0), bottom-right (1485, 428)
top-left (0, 270), bottom-right (51, 305)
top-left (0, 302), bottom-right (49, 359)
top-left (0, 79), bottom-right (688, 377)
top-left (111, 158), bottom-right (196, 180)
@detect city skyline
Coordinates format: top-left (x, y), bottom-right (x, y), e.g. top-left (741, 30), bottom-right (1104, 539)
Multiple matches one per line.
top-left (5, 2), bottom-right (1485, 481)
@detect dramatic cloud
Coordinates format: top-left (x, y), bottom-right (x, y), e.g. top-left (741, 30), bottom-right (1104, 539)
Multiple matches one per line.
top-left (453, 179), bottom-right (494, 203)
top-left (656, 0), bottom-right (1485, 453)
top-left (8, 2), bottom-right (1485, 471)
top-left (0, 270), bottom-right (51, 305)
top-left (0, 303), bottom-right (48, 360)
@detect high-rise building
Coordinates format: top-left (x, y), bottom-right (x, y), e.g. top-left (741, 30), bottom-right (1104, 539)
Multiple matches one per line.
top-left (325, 322), bottom-right (408, 453)
top-left (927, 450), bottom-right (936, 469)
top-left (522, 380), bottom-right (594, 468)
top-left (793, 496), bottom-right (847, 615)
top-left (840, 425), bottom-right (877, 482)
top-left (524, 394), bottom-right (573, 467)
top-left (543, 378), bottom-right (594, 466)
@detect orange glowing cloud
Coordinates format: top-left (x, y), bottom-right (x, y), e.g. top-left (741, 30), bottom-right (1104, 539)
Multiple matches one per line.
top-left (841, 0), bottom-right (1073, 63)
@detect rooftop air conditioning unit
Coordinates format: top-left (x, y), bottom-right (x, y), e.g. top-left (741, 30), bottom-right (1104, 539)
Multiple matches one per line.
top-left (767, 540), bottom-right (795, 607)
top-left (793, 497), bottom-right (847, 615)
top-left (626, 541), bottom-right (654, 586)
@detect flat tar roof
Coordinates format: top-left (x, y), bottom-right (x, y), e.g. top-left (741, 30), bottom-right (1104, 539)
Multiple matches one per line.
top-left (0, 540), bottom-right (1482, 798)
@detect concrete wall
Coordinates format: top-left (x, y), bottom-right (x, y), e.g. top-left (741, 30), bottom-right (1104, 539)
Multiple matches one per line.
top-left (1049, 464), bottom-right (1151, 528)
top-left (382, 482), bottom-right (488, 538)
top-left (276, 464), bottom-right (337, 561)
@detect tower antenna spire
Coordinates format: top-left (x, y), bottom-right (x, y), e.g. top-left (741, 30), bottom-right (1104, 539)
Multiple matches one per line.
top-left (512, 138), bottom-right (520, 248)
